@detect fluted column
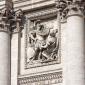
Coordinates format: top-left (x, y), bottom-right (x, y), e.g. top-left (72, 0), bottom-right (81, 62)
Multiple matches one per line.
top-left (63, 1), bottom-right (85, 85)
top-left (0, 17), bottom-right (11, 85)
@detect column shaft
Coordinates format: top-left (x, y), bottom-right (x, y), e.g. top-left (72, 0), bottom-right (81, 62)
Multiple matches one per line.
top-left (0, 31), bottom-right (10, 85)
top-left (64, 11), bottom-right (85, 85)
top-left (11, 33), bottom-right (18, 85)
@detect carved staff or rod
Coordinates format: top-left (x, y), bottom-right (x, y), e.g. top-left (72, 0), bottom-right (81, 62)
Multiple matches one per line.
top-left (55, 0), bottom-right (62, 57)
top-left (56, 11), bottom-right (61, 57)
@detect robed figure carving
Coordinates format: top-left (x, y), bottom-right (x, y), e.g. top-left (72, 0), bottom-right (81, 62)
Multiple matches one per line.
top-left (27, 20), bottom-right (59, 64)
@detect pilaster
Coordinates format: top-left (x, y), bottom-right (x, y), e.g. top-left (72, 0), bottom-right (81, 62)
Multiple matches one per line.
top-left (11, 9), bottom-right (24, 85)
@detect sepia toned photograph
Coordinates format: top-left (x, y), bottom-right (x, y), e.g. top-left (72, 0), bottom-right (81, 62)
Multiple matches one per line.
top-left (0, 0), bottom-right (85, 85)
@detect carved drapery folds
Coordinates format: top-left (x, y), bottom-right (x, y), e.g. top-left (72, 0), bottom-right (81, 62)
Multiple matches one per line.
top-left (26, 19), bottom-right (60, 68)
top-left (55, 0), bottom-right (85, 21)
top-left (0, 7), bottom-right (24, 32)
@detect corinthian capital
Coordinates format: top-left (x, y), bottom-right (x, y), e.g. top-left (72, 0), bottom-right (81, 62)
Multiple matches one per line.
top-left (65, 0), bottom-right (85, 17)
top-left (12, 9), bottom-right (24, 33)
top-left (0, 8), bottom-right (12, 32)
top-left (55, 0), bottom-right (66, 13)
top-left (55, 0), bottom-right (85, 21)
top-left (15, 9), bottom-right (23, 21)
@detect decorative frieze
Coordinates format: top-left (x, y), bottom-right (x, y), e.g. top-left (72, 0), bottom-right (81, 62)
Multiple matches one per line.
top-left (18, 71), bottom-right (62, 85)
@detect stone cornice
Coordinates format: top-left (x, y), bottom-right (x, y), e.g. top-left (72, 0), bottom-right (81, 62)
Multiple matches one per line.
top-left (18, 71), bottom-right (62, 84)
top-left (14, 0), bottom-right (55, 12)
top-left (26, 7), bottom-right (57, 20)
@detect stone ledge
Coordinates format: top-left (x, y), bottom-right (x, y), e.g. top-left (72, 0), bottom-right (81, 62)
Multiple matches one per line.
top-left (14, 0), bottom-right (55, 12)
top-left (18, 71), bottom-right (62, 85)
top-left (26, 7), bottom-right (57, 19)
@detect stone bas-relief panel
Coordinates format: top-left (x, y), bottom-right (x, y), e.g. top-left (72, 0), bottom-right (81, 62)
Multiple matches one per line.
top-left (25, 18), bottom-right (61, 68)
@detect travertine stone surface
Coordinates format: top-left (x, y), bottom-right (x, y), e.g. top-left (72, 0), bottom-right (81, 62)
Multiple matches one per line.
top-left (0, 31), bottom-right (10, 85)
top-left (11, 33), bottom-right (18, 85)
top-left (63, 11), bottom-right (85, 85)
top-left (61, 21), bottom-right (67, 85)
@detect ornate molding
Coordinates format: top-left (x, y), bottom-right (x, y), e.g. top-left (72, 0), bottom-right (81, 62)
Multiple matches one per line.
top-left (0, 7), bottom-right (25, 33)
top-left (12, 9), bottom-right (25, 33)
top-left (14, 0), bottom-right (55, 11)
top-left (24, 17), bottom-right (61, 69)
top-left (66, 0), bottom-right (85, 17)
top-left (0, 8), bottom-right (11, 32)
top-left (18, 71), bottom-right (62, 85)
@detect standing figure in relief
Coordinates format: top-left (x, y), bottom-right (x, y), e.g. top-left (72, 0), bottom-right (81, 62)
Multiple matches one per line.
top-left (33, 21), bottom-right (50, 60)
top-left (27, 20), bottom-right (59, 63)
top-left (27, 20), bottom-right (49, 62)
top-left (27, 30), bottom-right (36, 62)
top-left (27, 21), bottom-right (38, 62)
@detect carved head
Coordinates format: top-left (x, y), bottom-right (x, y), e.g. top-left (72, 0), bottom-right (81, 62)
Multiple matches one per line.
top-left (15, 9), bottom-right (23, 18)
top-left (1, 8), bottom-right (8, 17)
top-left (49, 28), bottom-right (58, 37)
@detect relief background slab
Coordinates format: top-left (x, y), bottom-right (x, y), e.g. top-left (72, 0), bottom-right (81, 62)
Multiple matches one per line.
top-left (24, 17), bottom-right (61, 69)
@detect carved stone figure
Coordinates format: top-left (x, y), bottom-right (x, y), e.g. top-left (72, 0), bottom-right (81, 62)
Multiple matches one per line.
top-left (41, 28), bottom-right (58, 60)
top-left (27, 20), bottom-right (59, 63)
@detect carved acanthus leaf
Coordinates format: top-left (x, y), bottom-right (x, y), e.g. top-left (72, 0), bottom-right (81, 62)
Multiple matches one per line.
top-left (55, 0), bottom-right (85, 21)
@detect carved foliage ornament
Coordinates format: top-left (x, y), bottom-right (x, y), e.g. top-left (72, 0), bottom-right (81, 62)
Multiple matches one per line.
top-left (0, 8), bottom-right (24, 32)
top-left (55, 0), bottom-right (85, 19)
top-left (0, 8), bottom-right (13, 31)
